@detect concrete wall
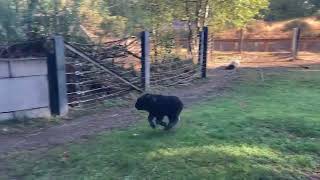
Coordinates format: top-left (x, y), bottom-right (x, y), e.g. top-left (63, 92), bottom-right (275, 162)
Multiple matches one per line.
top-left (0, 58), bottom-right (50, 121)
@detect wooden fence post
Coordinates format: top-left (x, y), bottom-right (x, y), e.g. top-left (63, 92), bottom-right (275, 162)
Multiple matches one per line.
top-left (198, 30), bottom-right (204, 64)
top-left (210, 34), bottom-right (214, 62)
top-left (239, 29), bottom-right (244, 53)
top-left (140, 31), bottom-right (150, 91)
top-left (201, 27), bottom-right (208, 78)
top-left (47, 36), bottom-right (68, 116)
top-left (292, 27), bottom-right (301, 60)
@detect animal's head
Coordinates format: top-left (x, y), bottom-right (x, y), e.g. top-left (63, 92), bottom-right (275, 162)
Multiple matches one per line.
top-left (135, 93), bottom-right (156, 110)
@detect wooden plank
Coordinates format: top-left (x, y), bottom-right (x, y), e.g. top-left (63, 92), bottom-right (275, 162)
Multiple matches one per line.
top-left (64, 42), bottom-right (143, 92)
top-left (292, 28), bottom-right (301, 60)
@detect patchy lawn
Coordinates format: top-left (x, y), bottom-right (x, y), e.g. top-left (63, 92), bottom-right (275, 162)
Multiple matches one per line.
top-left (4, 69), bottom-right (320, 180)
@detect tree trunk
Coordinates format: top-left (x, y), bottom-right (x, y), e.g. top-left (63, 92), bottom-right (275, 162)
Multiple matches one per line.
top-left (53, 0), bottom-right (60, 34)
top-left (184, 0), bottom-right (193, 58)
top-left (26, 0), bottom-right (39, 38)
top-left (152, 28), bottom-right (159, 63)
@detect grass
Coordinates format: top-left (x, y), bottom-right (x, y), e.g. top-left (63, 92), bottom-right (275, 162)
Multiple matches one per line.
top-left (4, 69), bottom-right (320, 180)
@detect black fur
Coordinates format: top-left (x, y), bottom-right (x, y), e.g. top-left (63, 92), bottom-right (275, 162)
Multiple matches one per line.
top-left (225, 64), bottom-right (236, 70)
top-left (135, 94), bottom-right (183, 130)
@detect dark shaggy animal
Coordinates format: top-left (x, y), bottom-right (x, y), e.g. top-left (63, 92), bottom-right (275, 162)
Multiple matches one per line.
top-left (225, 60), bottom-right (240, 70)
top-left (135, 94), bottom-right (183, 130)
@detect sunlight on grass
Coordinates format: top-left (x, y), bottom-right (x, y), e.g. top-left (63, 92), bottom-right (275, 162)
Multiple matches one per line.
top-left (147, 145), bottom-right (279, 160)
top-left (4, 69), bottom-right (320, 180)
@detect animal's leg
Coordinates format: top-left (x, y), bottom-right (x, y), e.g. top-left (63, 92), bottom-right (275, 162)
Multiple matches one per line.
top-left (148, 114), bottom-right (156, 129)
top-left (165, 115), bottom-right (180, 130)
top-left (156, 116), bottom-right (167, 128)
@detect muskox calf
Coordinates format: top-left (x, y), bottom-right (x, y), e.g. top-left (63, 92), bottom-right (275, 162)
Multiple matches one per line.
top-left (225, 60), bottom-right (240, 70)
top-left (135, 94), bottom-right (183, 130)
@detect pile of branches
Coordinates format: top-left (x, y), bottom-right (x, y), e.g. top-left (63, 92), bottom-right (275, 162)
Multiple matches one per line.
top-left (67, 37), bottom-right (140, 60)
top-left (0, 38), bottom-right (49, 58)
top-left (65, 38), bottom-right (141, 109)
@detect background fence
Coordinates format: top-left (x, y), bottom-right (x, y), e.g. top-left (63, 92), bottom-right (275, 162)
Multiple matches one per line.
top-left (211, 28), bottom-right (320, 53)
top-left (209, 28), bottom-right (320, 65)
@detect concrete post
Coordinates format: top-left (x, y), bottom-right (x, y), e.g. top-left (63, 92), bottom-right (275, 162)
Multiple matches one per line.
top-left (47, 36), bottom-right (68, 116)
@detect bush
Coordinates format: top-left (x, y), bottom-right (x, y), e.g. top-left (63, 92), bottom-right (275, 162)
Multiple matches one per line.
top-left (283, 20), bottom-right (311, 32)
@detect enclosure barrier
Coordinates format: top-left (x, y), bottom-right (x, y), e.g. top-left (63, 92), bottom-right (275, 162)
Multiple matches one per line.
top-left (64, 36), bottom-right (143, 109)
top-left (0, 27), bottom-right (209, 117)
top-left (64, 28), bottom-right (208, 110)
top-left (0, 36), bottom-right (68, 121)
top-left (214, 28), bottom-right (320, 52)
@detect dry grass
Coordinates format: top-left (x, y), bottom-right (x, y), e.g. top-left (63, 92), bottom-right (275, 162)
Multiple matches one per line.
top-left (214, 16), bottom-right (320, 39)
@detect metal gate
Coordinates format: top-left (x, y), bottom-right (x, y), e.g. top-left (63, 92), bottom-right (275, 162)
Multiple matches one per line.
top-left (64, 37), bottom-right (142, 109)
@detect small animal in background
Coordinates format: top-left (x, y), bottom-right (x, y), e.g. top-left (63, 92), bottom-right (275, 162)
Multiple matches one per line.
top-left (135, 93), bottom-right (184, 130)
top-left (225, 60), bottom-right (240, 70)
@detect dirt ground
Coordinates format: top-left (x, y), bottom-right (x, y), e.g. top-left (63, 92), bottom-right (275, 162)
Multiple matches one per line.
top-left (0, 52), bottom-right (319, 178)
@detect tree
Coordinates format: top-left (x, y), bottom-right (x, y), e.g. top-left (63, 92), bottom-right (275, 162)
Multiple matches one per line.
top-left (167, 0), bottom-right (269, 56)
top-left (0, 0), bottom-right (19, 41)
top-left (264, 0), bottom-right (320, 21)
top-left (0, 0), bottom-right (269, 44)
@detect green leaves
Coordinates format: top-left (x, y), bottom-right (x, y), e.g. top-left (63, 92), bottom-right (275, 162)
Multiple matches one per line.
top-left (0, 0), bottom-right (270, 41)
top-left (264, 0), bottom-right (320, 21)
top-left (207, 0), bottom-right (269, 30)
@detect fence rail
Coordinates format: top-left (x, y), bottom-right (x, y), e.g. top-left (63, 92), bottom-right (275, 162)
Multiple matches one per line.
top-left (210, 28), bottom-right (320, 53)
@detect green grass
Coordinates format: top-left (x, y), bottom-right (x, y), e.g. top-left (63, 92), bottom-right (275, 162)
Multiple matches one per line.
top-left (5, 69), bottom-right (320, 180)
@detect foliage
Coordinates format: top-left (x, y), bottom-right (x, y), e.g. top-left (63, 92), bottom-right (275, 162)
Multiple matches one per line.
top-left (4, 70), bottom-right (320, 179)
top-left (207, 0), bottom-right (269, 30)
top-left (0, 0), bottom-right (269, 42)
top-left (283, 20), bottom-right (312, 32)
top-left (263, 0), bottom-right (320, 21)
top-left (0, 0), bottom-right (20, 41)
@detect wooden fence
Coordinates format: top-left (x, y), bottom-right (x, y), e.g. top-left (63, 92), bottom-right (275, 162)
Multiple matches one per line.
top-left (210, 28), bottom-right (320, 55)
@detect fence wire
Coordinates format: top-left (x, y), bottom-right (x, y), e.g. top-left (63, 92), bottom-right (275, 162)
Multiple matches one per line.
top-left (149, 32), bottom-right (201, 87)
top-left (65, 37), bottom-right (142, 109)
